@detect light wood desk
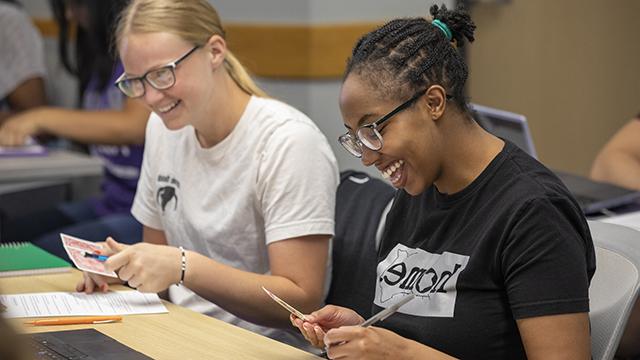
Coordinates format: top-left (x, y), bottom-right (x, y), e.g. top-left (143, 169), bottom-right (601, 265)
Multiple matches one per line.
top-left (0, 271), bottom-right (321, 359)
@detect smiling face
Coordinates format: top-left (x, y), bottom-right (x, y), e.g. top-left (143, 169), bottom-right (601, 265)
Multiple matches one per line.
top-left (339, 74), bottom-right (444, 195)
top-left (119, 32), bottom-right (219, 131)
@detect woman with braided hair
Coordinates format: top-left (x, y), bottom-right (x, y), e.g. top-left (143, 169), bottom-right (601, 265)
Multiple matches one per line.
top-left (292, 5), bottom-right (595, 359)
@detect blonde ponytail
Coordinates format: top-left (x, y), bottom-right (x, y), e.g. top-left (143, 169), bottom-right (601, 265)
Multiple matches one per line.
top-left (224, 51), bottom-right (268, 97)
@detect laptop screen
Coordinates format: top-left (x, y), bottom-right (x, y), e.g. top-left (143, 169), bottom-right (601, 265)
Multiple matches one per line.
top-left (470, 103), bottom-right (640, 215)
top-left (471, 103), bottom-right (538, 159)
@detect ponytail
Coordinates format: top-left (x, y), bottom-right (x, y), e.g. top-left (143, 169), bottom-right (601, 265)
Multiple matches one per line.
top-left (224, 51), bottom-right (268, 97)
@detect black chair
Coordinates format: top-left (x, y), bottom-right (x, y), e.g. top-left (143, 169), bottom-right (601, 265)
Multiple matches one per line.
top-left (0, 181), bottom-right (69, 243)
top-left (326, 170), bottom-right (396, 318)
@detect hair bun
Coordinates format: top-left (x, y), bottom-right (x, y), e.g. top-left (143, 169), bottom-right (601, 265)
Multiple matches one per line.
top-left (429, 4), bottom-right (476, 45)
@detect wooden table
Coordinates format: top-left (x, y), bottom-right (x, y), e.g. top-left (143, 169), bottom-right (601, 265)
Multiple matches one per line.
top-left (0, 271), bottom-right (320, 359)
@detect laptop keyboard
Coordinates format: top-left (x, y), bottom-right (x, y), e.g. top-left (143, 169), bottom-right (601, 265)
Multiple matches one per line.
top-left (29, 335), bottom-right (89, 360)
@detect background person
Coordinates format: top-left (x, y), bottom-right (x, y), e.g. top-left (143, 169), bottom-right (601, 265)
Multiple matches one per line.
top-left (590, 115), bottom-right (640, 191)
top-left (0, 0), bottom-right (149, 259)
top-left (0, 0), bottom-right (46, 123)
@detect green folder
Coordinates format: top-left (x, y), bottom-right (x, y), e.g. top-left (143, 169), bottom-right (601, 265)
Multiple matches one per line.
top-left (0, 242), bottom-right (71, 277)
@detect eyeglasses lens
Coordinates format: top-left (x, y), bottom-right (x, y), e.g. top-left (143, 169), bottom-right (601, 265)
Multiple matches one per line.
top-left (118, 79), bottom-right (144, 98)
top-left (357, 127), bottom-right (382, 151)
top-left (147, 67), bottom-right (176, 89)
top-left (339, 134), bottom-right (363, 157)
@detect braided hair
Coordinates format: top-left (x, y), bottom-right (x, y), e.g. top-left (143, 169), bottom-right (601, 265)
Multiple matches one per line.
top-left (345, 4), bottom-right (476, 113)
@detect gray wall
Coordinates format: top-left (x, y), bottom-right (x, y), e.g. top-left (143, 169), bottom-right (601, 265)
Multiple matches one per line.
top-left (20, 0), bottom-right (453, 177)
top-left (215, 0), bottom-right (445, 23)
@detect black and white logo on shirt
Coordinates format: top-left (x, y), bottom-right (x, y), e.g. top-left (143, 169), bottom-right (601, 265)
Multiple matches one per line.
top-left (156, 175), bottom-right (180, 213)
top-left (375, 243), bottom-right (469, 317)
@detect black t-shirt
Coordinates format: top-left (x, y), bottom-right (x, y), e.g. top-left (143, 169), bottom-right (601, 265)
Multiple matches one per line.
top-left (373, 141), bottom-right (596, 359)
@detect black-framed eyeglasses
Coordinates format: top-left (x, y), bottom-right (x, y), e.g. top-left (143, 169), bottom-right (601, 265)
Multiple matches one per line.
top-left (338, 89), bottom-right (430, 158)
top-left (114, 46), bottom-right (200, 98)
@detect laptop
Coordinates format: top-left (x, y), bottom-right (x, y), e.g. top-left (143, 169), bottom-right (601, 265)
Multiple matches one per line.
top-left (28, 329), bottom-right (151, 360)
top-left (470, 103), bottom-right (640, 215)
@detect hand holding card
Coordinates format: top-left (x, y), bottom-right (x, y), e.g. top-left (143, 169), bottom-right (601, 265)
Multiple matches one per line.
top-left (60, 233), bottom-right (118, 278)
top-left (262, 286), bottom-right (308, 321)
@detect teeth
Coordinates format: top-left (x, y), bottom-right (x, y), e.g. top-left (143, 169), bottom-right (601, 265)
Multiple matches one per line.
top-left (158, 101), bottom-right (179, 113)
top-left (382, 160), bottom-right (404, 179)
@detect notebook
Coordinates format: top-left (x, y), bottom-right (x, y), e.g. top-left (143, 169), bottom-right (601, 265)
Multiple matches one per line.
top-left (0, 242), bottom-right (71, 277)
top-left (28, 329), bottom-right (152, 360)
top-left (471, 103), bottom-right (640, 215)
top-left (0, 138), bottom-right (47, 157)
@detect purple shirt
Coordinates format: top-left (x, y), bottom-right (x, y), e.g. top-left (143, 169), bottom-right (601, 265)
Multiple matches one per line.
top-left (83, 62), bottom-right (144, 216)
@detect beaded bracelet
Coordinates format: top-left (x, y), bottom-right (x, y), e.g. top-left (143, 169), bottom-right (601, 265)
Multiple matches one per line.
top-left (178, 246), bottom-right (186, 286)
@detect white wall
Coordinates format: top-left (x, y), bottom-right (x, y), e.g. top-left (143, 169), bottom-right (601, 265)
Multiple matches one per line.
top-left (19, 0), bottom-right (49, 16)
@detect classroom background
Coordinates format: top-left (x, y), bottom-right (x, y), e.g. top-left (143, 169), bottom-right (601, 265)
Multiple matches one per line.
top-left (2, 1), bottom-right (640, 359)
top-left (20, 0), bottom-right (640, 179)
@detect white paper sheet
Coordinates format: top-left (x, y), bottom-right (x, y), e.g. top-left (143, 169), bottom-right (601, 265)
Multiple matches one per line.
top-left (0, 291), bottom-right (168, 318)
top-left (599, 211), bottom-right (640, 231)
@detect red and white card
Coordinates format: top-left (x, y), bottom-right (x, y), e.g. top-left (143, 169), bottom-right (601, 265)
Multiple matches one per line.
top-left (60, 233), bottom-right (118, 278)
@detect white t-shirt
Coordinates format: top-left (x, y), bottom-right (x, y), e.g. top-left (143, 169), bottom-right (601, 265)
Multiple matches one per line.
top-left (132, 96), bottom-right (338, 348)
top-left (0, 3), bottom-right (46, 102)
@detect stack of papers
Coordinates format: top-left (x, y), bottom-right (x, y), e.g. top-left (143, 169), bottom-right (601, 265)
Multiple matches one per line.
top-left (0, 291), bottom-right (168, 318)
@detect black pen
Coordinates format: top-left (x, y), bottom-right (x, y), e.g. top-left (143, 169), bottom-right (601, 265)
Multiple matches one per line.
top-left (84, 252), bottom-right (109, 262)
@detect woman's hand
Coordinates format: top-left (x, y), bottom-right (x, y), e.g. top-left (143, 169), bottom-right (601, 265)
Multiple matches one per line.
top-left (76, 238), bottom-right (125, 293)
top-left (104, 238), bottom-right (182, 293)
top-left (0, 110), bottom-right (41, 146)
top-left (322, 325), bottom-right (416, 360)
top-left (76, 270), bottom-right (123, 293)
top-left (290, 305), bottom-right (364, 348)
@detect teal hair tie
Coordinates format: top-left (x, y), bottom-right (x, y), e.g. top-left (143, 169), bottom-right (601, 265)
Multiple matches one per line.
top-left (432, 19), bottom-right (452, 41)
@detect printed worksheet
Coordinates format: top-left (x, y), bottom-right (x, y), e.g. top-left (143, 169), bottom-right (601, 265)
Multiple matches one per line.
top-left (60, 233), bottom-right (118, 278)
top-left (0, 291), bottom-right (168, 318)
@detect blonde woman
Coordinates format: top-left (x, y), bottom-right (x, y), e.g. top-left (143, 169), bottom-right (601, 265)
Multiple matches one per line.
top-left (77, 0), bottom-right (338, 348)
